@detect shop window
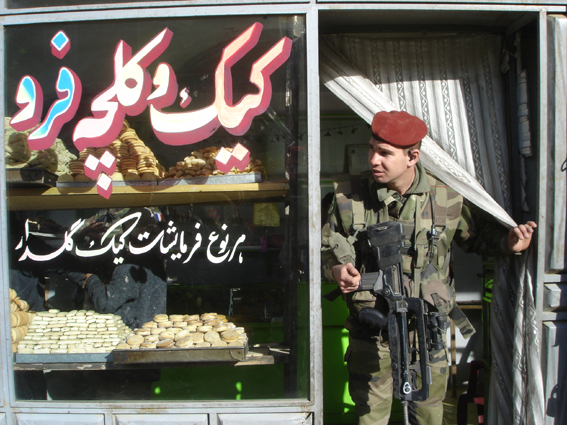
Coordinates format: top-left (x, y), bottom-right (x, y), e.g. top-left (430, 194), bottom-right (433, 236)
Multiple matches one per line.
top-left (5, 14), bottom-right (308, 402)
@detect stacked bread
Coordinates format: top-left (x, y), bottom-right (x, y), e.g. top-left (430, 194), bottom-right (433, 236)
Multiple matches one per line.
top-left (16, 309), bottom-right (133, 354)
top-left (116, 125), bottom-right (164, 181)
top-left (163, 147), bottom-right (265, 179)
top-left (10, 288), bottom-right (34, 353)
top-left (5, 118), bottom-right (77, 176)
top-left (61, 121), bottom-right (165, 183)
top-left (116, 312), bottom-right (247, 350)
top-left (5, 125), bottom-right (32, 165)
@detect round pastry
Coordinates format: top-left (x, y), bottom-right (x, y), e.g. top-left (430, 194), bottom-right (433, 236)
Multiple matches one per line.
top-left (175, 330), bottom-right (191, 340)
top-left (74, 174), bottom-right (92, 182)
top-left (211, 340), bottom-right (228, 347)
top-left (203, 330), bottom-right (220, 343)
top-left (126, 335), bottom-right (144, 346)
top-left (124, 172), bottom-right (141, 181)
top-left (156, 339), bottom-right (174, 349)
top-left (214, 324), bottom-right (230, 333)
top-left (194, 342), bottom-right (211, 347)
top-left (140, 342), bottom-right (157, 349)
top-left (57, 173), bottom-right (74, 183)
top-left (191, 332), bottom-right (204, 343)
top-left (197, 325), bottom-right (212, 333)
top-left (158, 331), bottom-right (174, 340)
top-left (175, 335), bottom-right (193, 348)
top-left (221, 329), bottom-right (239, 342)
top-left (115, 343), bottom-right (131, 350)
top-left (153, 314), bottom-right (168, 323)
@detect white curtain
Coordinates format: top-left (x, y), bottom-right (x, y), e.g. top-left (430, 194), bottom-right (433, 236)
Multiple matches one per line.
top-left (320, 33), bottom-right (544, 425)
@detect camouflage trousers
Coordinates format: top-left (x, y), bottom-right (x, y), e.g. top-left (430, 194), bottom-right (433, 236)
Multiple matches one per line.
top-left (345, 333), bottom-right (449, 425)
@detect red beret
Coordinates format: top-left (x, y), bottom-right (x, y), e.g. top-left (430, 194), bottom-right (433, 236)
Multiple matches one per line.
top-left (371, 111), bottom-right (428, 147)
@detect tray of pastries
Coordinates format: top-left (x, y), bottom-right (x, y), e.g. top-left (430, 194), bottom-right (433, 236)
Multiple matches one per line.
top-left (14, 309), bottom-right (132, 363)
top-left (112, 312), bottom-right (248, 364)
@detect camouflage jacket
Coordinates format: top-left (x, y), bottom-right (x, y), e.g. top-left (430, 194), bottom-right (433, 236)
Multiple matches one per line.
top-left (321, 162), bottom-right (511, 338)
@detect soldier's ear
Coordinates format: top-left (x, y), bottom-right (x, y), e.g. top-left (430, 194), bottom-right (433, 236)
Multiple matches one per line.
top-left (407, 148), bottom-right (420, 165)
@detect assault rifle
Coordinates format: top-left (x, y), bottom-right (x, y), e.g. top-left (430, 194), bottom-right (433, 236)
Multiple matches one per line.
top-left (355, 221), bottom-right (445, 425)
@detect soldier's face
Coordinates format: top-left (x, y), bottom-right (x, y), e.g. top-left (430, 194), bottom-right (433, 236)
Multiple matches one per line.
top-left (368, 137), bottom-right (412, 186)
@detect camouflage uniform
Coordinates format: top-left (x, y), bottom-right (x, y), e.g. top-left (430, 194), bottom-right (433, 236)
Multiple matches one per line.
top-left (321, 162), bottom-right (511, 425)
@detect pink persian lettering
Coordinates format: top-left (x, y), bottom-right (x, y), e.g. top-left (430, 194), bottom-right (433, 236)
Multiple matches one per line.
top-left (215, 143), bottom-right (250, 174)
top-left (10, 76), bottom-right (43, 132)
top-left (27, 67), bottom-right (82, 151)
top-left (117, 28), bottom-right (173, 116)
top-left (51, 31), bottom-right (71, 59)
top-left (147, 63), bottom-right (178, 110)
top-left (96, 173), bottom-right (113, 199)
top-left (84, 154), bottom-right (101, 180)
top-left (72, 41), bottom-right (130, 151)
top-left (83, 151), bottom-right (116, 181)
top-left (150, 22), bottom-right (291, 146)
top-left (179, 88), bottom-right (191, 108)
top-left (217, 33), bottom-right (292, 135)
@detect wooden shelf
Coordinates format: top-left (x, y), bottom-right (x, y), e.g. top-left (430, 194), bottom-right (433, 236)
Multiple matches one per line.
top-left (12, 344), bottom-right (289, 371)
top-left (7, 181), bottom-right (289, 211)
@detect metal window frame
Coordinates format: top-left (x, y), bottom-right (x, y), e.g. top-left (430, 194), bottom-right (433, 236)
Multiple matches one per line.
top-left (1, 1), bottom-right (565, 424)
top-left (0, 4), bottom-right (323, 424)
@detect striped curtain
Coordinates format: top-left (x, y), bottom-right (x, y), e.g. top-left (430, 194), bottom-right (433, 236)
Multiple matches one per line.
top-left (323, 33), bottom-right (511, 213)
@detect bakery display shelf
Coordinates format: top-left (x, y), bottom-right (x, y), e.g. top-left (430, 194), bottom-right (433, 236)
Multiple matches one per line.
top-left (12, 343), bottom-right (289, 371)
top-left (7, 180), bottom-right (290, 211)
top-left (6, 168), bottom-right (58, 188)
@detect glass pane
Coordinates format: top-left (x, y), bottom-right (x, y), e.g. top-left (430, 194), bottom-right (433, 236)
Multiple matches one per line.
top-left (5, 14), bottom-right (308, 402)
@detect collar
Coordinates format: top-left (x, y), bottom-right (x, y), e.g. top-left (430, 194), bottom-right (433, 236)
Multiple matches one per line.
top-left (371, 162), bottom-right (431, 205)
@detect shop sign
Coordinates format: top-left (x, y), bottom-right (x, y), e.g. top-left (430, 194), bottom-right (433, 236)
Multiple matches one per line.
top-left (9, 23), bottom-right (292, 198)
top-left (16, 211), bottom-right (247, 266)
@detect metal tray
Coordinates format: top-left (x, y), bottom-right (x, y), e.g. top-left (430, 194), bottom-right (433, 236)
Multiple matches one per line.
top-left (159, 172), bottom-right (262, 186)
top-left (112, 342), bottom-right (248, 364)
top-left (15, 352), bottom-right (113, 364)
top-left (56, 172), bottom-right (263, 188)
top-left (56, 179), bottom-right (159, 188)
top-left (6, 168), bottom-right (58, 187)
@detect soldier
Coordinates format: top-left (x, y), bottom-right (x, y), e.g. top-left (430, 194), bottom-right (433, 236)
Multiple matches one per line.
top-left (321, 110), bottom-right (536, 425)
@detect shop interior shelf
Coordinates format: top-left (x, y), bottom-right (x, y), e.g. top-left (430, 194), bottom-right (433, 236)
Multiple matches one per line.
top-left (7, 181), bottom-right (290, 211)
top-left (12, 343), bottom-right (289, 371)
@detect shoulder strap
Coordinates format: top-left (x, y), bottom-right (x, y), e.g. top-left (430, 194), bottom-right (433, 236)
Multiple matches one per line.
top-left (333, 174), bottom-right (367, 235)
